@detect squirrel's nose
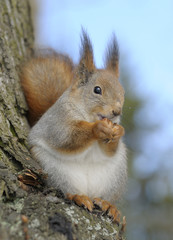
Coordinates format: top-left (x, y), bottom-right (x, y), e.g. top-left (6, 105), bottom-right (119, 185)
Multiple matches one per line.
top-left (112, 110), bottom-right (121, 117)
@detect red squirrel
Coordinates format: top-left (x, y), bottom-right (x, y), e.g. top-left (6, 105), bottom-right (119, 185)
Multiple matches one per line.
top-left (21, 30), bottom-right (127, 224)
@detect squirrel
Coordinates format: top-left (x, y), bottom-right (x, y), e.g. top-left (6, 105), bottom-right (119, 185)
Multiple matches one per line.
top-left (21, 30), bottom-right (127, 224)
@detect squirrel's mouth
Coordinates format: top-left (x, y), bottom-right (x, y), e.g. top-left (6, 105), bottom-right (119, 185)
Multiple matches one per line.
top-left (97, 114), bottom-right (106, 120)
top-left (97, 113), bottom-right (120, 124)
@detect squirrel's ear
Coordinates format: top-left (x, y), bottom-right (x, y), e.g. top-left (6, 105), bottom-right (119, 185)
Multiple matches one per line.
top-left (105, 34), bottom-right (119, 78)
top-left (76, 28), bottom-right (95, 85)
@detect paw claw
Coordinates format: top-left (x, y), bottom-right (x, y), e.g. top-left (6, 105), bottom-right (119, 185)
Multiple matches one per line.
top-left (120, 216), bottom-right (126, 233)
top-left (66, 194), bottom-right (93, 212)
top-left (93, 197), bottom-right (120, 224)
top-left (108, 206), bottom-right (120, 224)
top-left (94, 198), bottom-right (110, 212)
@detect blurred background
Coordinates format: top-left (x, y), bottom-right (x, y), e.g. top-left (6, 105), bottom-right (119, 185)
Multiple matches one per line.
top-left (30, 0), bottom-right (173, 239)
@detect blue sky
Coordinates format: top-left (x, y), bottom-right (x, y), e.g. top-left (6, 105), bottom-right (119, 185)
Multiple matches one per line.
top-left (34, 0), bottom-right (173, 199)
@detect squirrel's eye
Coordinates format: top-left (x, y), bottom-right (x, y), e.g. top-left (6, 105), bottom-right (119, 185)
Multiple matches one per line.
top-left (94, 86), bottom-right (102, 95)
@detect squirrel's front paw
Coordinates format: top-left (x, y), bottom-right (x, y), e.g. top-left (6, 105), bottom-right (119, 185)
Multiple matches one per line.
top-left (112, 124), bottom-right (125, 140)
top-left (93, 118), bottom-right (125, 143)
top-left (93, 118), bottom-right (115, 140)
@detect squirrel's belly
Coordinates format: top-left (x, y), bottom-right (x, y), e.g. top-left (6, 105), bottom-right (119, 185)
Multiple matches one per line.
top-left (65, 162), bottom-right (114, 199)
top-left (57, 144), bottom-right (122, 199)
top-left (32, 140), bottom-right (126, 199)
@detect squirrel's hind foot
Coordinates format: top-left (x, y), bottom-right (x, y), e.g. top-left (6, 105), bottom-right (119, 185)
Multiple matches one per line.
top-left (66, 193), bottom-right (121, 225)
top-left (93, 197), bottom-right (120, 225)
top-left (66, 193), bottom-right (94, 212)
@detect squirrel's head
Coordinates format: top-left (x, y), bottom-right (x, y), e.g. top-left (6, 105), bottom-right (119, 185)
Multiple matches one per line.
top-left (71, 29), bottom-right (125, 123)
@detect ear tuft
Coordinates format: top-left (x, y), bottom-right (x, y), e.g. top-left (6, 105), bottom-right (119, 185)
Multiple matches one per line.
top-left (76, 28), bottom-right (95, 85)
top-left (105, 34), bottom-right (119, 77)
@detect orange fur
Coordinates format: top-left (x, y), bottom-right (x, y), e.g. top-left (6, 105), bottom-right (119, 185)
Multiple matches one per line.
top-left (98, 123), bottom-right (125, 156)
top-left (21, 55), bottom-right (74, 125)
top-left (53, 119), bottom-right (124, 156)
top-left (54, 121), bottom-right (96, 154)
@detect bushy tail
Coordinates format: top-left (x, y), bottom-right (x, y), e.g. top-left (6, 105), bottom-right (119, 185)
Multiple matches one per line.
top-left (20, 54), bottom-right (74, 125)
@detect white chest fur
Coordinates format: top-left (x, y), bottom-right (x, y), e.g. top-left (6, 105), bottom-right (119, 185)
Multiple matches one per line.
top-left (32, 139), bottom-right (127, 201)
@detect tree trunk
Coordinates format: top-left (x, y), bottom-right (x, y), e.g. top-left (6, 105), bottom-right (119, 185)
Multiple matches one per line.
top-left (0, 1), bottom-right (125, 239)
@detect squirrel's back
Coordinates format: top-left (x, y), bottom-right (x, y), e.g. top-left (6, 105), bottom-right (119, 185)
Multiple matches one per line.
top-left (21, 54), bottom-right (74, 125)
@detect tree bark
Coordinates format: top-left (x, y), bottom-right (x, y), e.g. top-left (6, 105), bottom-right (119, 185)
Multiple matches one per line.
top-left (0, 1), bottom-right (125, 239)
